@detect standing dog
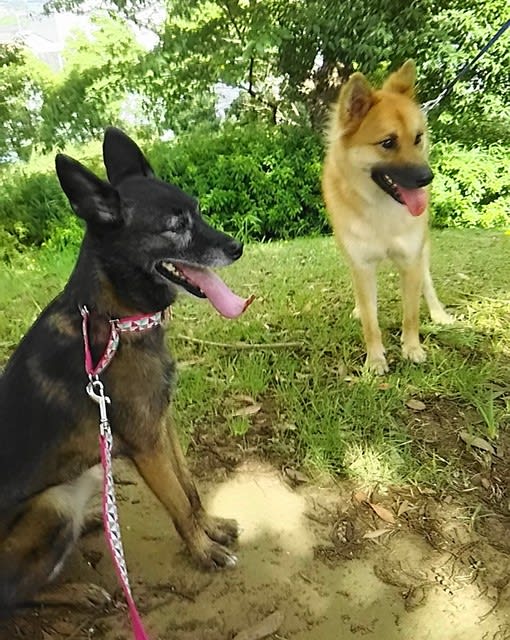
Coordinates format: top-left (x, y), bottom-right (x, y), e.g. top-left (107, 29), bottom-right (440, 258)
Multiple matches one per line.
top-left (322, 60), bottom-right (453, 374)
top-left (0, 128), bottom-right (252, 610)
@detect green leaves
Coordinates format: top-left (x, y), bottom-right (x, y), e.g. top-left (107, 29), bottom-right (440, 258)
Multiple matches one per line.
top-left (3, 0), bottom-right (508, 155)
top-left (430, 141), bottom-right (510, 229)
top-left (149, 123), bottom-right (327, 242)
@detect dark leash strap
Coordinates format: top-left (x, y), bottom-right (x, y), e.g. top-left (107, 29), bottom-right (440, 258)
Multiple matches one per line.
top-left (422, 18), bottom-right (510, 114)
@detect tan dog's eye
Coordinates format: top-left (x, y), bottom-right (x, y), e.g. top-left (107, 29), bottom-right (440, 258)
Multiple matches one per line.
top-left (380, 137), bottom-right (396, 150)
top-left (415, 133), bottom-right (423, 145)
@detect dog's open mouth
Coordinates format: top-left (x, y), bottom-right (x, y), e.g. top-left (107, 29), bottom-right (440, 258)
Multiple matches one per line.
top-left (156, 261), bottom-right (206, 298)
top-left (371, 167), bottom-right (430, 217)
top-left (156, 261), bottom-right (254, 319)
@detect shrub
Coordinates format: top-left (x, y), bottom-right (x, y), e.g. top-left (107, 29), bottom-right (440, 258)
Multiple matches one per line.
top-left (150, 123), bottom-right (328, 242)
top-left (430, 141), bottom-right (510, 229)
top-left (0, 144), bottom-right (102, 252)
top-left (0, 124), bottom-right (508, 258)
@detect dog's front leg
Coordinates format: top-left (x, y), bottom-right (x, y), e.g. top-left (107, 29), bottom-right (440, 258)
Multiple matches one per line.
top-left (350, 263), bottom-right (388, 374)
top-left (399, 260), bottom-right (426, 363)
top-left (133, 433), bottom-right (237, 570)
top-left (422, 239), bottom-right (454, 325)
top-left (166, 424), bottom-right (239, 546)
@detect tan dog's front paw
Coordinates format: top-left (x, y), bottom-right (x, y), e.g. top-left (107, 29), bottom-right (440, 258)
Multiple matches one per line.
top-left (365, 353), bottom-right (389, 375)
top-left (402, 343), bottom-right (426, 363)
top-left (430, 309), bottom-right (454, 325)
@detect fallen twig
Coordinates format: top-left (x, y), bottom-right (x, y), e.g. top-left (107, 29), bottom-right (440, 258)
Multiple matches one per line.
top-left (233, 610), bottom-right (285, 640)
top-left (176, 335), bottom-right (303, 350)
top-left (64, 613), bottom-right (100, 640)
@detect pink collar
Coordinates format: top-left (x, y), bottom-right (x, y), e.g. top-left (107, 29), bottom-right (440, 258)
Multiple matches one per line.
top-left (80, 306), bottom-right (164, 378)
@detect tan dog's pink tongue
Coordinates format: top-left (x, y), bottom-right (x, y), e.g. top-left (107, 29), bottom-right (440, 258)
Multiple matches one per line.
top-left (398, 186), bottom-right (428, 216)
top-left (176, 263), bottom-right (254, 319)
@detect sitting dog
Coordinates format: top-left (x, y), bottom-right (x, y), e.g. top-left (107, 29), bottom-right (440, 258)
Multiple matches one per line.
top-left (0, 127), bottom-right (252, 609)
top-left (322, 60), bottom-right (453, 374)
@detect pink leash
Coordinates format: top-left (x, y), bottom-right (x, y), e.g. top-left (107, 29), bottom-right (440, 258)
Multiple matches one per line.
top-left (81, 306), bottom-right (164, 640)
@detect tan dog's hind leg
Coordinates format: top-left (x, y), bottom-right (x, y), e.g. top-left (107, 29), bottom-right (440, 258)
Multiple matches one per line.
top-left (399, 260), bottom-right (426, 363)
top-left (351, 264), bottom-right (388, 374)
top-left (422, 242), bottom-right (454, 324)
top-left (133, 431), bottom-right (237, 570)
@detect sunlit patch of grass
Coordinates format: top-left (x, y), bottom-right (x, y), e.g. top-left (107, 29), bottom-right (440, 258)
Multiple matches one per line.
top-left (1, 229), bottom-right (509, 490)
top-left (343, 442), bottom-right (408, 486)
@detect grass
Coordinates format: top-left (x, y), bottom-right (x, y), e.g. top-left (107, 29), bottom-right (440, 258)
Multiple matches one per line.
top-left (1, 229), bottom-right (509, 489)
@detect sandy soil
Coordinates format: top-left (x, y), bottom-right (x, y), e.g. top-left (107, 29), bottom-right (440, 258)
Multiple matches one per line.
top-left (2, 457), bottom-right (509, 640)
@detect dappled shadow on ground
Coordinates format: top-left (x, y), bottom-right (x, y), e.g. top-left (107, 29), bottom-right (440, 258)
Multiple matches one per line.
top-left (1, 459), bottom-right (509, 640)
top-left (407, 396), bottom-right (510, 550)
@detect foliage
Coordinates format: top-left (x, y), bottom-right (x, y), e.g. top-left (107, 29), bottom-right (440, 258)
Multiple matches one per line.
top-left (0, 14), bottom-right (148, 159)
top-left (0, 44), bottom-right (52, 161)
top-left (1, 125), bottom-right (508, 260)
top-left (430, 141), bottom-right (510, 229)
top-left (169, 0), bottom-right (510, 136)
top-left (0, 143), bottom-right (103, 257)
top-left (39, 14), bottom-right (145, 151)
top-left (4, 0), bottom-right (505, 151)
top-left (150, 124), bottom-right (326, 241)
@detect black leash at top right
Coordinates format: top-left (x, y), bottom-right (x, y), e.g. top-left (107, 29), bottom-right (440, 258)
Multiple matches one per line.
top-left (421, 18), bottom-right (510, 115)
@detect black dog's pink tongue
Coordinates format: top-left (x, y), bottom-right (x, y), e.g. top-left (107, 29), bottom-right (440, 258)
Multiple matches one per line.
top-left (176, 263), bottom-right (254, 319)
top-left (397, 186), bottom-right (428, 216)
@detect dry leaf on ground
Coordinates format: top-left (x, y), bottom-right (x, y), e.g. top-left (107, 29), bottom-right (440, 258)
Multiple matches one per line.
top-left (368, 502), bottom-right (396, 524)
top-left (363, 528), bottom-right (391, 540)
top-left (459, 431), bottom-right (495, 454)
top-left (406, 398), bottom-right (426, 411)
top-left (233, 403), bottom-right (262, 417)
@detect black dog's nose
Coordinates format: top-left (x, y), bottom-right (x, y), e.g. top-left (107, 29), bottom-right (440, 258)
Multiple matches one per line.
top-left (415, 166), bottom-right (434, 187)
top-left (226, 238), bottom-right (243, 261)
top-left (385, 164), bottom-right (434, 189)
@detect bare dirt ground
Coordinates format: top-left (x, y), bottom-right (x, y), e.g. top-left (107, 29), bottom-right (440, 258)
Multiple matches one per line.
top-left (2, 425), bottom-right (509, 640)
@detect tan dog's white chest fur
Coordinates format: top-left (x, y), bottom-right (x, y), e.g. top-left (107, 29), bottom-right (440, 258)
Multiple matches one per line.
top-left (322, 60), bottom-right (453, 374)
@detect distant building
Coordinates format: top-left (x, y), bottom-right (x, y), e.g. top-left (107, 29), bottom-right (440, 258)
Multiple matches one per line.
top-left (0, 0), bottom-right (87, 71)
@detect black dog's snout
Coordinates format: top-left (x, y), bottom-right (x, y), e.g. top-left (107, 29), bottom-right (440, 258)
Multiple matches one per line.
top-left (377, 163), bottom-right (434, 189)
top-left (226, 238), bottom-right (243, 261)
top-left (415, 166), bottom-right (434, 187)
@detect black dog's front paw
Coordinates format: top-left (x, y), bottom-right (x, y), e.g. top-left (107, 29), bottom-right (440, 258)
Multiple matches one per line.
top-left (201, 514), bottom-right (239, 546)
top-left (192, 535), bottom-right (238, 570)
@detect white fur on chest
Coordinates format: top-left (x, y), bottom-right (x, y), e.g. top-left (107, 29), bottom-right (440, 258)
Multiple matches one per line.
top-left (340, 198), bottom-right (426, 267)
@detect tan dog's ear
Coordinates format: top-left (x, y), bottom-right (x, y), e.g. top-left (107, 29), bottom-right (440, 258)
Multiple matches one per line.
top-left (382, 59), bottom-right (416, 97)
top-left (338, 72), bottom-right (375, 130)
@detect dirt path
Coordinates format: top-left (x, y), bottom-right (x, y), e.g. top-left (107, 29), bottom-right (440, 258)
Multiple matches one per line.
top-left (2, 459), bottom-right (509, 640)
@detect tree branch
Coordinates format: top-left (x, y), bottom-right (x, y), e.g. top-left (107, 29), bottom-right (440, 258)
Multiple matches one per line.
top-left (218, 0), bottom-right (244, 42)
top-left (248, 56), bottom-right (254, 95)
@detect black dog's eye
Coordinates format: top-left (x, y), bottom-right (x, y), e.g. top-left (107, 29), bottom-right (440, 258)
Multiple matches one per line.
top-left (414, 133), bottom-right (423, 145)
top-left (380, 137), bottom-right (397, 150)
top-left (163, 216), bottom-right (186, 234)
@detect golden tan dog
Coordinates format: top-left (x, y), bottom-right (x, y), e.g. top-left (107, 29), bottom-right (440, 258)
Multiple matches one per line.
top-left (322, 60), bottom-right (453, 374)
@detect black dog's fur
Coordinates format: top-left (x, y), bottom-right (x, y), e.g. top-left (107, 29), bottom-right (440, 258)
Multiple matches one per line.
top-left (0, 128), bottom-right (242, 610)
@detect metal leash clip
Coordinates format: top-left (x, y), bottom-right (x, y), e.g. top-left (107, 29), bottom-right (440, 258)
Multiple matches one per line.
top-left (86, 377), bottom-right (111, 436)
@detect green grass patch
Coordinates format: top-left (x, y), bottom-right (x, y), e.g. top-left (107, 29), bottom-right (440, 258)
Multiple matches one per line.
top-left (1, 229), bottom-right (509, 489)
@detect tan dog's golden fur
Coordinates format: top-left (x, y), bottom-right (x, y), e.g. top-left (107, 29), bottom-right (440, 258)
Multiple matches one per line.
top-left (322, 60), bottom-right (453, 373)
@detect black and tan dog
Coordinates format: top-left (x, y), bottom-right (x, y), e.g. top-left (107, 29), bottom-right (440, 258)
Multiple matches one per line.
top-left (0, 128), bottom-right (252, 609)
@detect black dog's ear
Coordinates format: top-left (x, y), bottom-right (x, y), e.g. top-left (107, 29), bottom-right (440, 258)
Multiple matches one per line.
top-left (55, 154), bottom-right (121, 226)
top-left (102, 126), bottom-right (154, 186)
